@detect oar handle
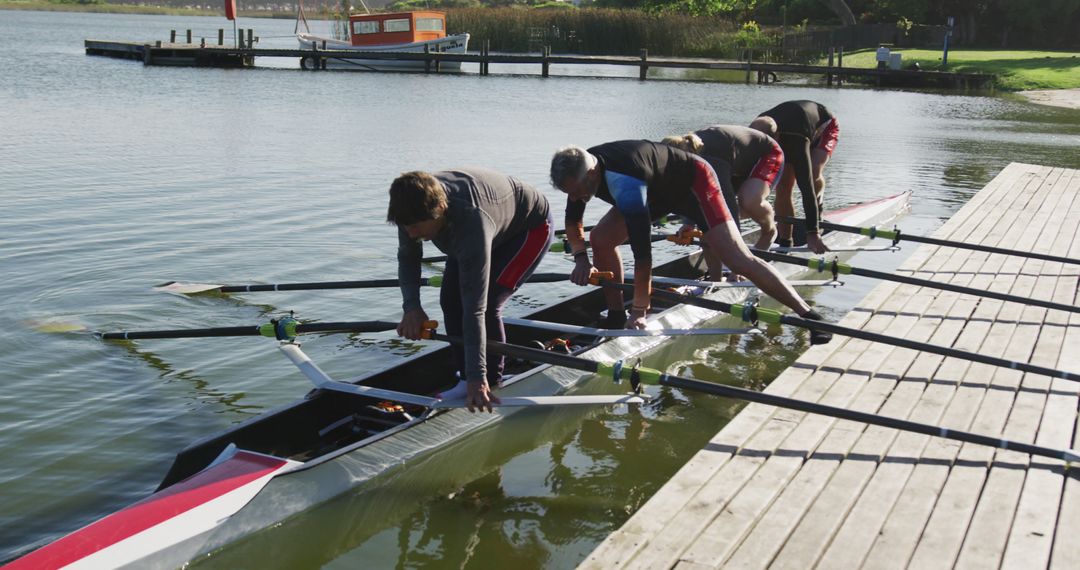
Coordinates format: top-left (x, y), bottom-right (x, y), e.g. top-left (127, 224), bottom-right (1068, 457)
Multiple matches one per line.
top-left (781, 216), bottom-right (1080, 266)
top-left (429, 330), bottom-right (1079, 463)
top-left (602, 279), bottom-right (1080, 382)
top-left (756, 250), bottom-right (1080, 315)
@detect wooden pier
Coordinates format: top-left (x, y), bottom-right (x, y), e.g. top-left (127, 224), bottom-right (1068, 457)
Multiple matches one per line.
top-left (83, 38), bottom-right (993, 88)
top-left (582, 162), bottom-right (1080, 569)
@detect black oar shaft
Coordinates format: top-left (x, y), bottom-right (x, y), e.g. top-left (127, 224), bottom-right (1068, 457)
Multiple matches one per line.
top-left (658, 374), bottom-right (1074, 463)
top-left (782, 216), bottom-right (1080, 266)
top-left (755, 250), bottom-right (1080, 315)
top-left (99, 326), bottom-right (262, 340)
top-left (433, 332), bottom-right (1076, 463)
top-left (218, 280), bottom-right (399, 293)
top-left (634, 285), bottom-right (1078, 382)
top-left (99, 321), bottom-right (400, 341)
top-left (211, 273), bottom-right (572, 293)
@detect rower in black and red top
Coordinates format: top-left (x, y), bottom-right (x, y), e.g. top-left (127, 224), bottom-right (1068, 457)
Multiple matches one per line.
top-left (549, 140), bottom-right (831, 343)
top-left (663, 125), bottom-right (784, 251)
top-left (751, 100), bottom-right (840, 254)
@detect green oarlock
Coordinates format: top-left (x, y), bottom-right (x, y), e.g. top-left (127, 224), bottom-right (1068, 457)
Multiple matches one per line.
top-left (754, 307), bottom-right (783, 324)
top-left (805, 258), bottom-right (853, 275)
top-left (860, 226), bottom-right (898, 240)
top-left (635, 366), bottom-right (664, 385)
top-left (258, 321), bottom-right (297, 339)
top-left (425, 275), bottom-right (443, 287)
top-left (595, 362), bottom-right (664, 385)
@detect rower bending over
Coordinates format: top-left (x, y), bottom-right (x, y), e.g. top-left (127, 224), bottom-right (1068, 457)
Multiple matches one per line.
top-left (388, 168), bottom-right (554, 412)
top-left (663, 124), bottom-right (784, 251)
top-left (549, 140), bottom-right (831, 344)
top-left (750, 100), bottom-right (840, 254)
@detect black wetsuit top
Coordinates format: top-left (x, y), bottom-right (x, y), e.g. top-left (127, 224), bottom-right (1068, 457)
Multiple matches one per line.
top-left (694, 125), bottom-right (776, 187)
top-left (565, 140), bottom-right (715, 263)
top-left (760, 100), bottom-right (836, 233)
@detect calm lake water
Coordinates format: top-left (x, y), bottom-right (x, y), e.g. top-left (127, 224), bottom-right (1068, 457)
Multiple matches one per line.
top-left (3, 9), bottom-right (1080, 568)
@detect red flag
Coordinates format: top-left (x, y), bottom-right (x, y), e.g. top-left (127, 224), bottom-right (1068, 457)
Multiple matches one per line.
top-left (225, 0), bottom-right (237, 20)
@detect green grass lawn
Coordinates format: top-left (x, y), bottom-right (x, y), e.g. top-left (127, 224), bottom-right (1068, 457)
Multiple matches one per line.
top-left (834, 48), bottom-right (1080, 91)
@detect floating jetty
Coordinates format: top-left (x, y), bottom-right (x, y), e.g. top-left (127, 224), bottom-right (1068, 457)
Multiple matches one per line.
top-left (83, 37), bottom-right (994, 88)
top-left (582, 162), bottom-right (1080, 569)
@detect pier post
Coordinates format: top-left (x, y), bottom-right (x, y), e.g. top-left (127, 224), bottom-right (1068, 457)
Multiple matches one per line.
top-left (424, 44), bottom-right (431, 73)
top-left (481, 39), bottom-right (489, 76)
top-left (837, 47), bottom-right (843, 86)
top-left (218, 29), bottom-right (224, 46)
top-left (246, 29), bottom-right (253, 49)
top-left (170, 30), bottom-right (176, 44)
top-left (745, 49), bottom-right (753, 84)
top-left (827, 47), bottom-right (834, 87)
top-left (435, 46), bottom-right (442, 73)
top-left (639, 48), bottom-right (648, 81)
top-left (542, 45), bottom-right (550, 77)
top-left (186, 29), bottom-right (192, 44)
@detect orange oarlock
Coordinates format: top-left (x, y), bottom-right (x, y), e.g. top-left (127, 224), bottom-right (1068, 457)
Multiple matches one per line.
top-left (666, 228), bottom-right (703, 246)
top-left (420, 320), bottom-right (439, 339)
top-left (588, 271), bottom-right (615, 285)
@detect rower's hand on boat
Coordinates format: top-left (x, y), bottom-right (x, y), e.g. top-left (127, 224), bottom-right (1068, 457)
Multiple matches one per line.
top-left (628, 307), bottom-right (648, 330)
top-left (570, 258), bottom-right (595, 286)
top-left (397, 308), bottom-right (431, 340)
top-left (467, 379), bottom-right (500, 413)
top-left (806, 233), bottom-right (830, 254)
top-left (671, 223), bottom-right (702, 246)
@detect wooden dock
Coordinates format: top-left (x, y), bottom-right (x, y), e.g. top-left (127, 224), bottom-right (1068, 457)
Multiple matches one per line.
top-left (83, 39), bottom-right (993, 88)
top-left (582, 162), bottom-right (1080, 569)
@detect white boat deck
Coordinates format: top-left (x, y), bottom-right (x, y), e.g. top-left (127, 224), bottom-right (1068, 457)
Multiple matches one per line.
top-left (580, 162), bottom-right (1080, 569)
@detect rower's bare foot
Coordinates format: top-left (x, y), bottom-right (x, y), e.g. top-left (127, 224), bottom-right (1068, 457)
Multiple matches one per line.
top-left (753, 227), bottom-right (777, 251)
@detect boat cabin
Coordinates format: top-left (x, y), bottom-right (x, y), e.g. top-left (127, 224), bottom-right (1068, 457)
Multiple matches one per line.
top-left (348, 11), bottom-right (447, 47)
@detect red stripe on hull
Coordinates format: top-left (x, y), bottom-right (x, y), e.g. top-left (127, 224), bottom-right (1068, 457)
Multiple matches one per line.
top-left (6, 452), bottom-right (286, 570)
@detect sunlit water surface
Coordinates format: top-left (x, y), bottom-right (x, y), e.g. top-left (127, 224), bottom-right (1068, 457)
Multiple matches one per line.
top-left (2, 9), bottom-right (1080, 568)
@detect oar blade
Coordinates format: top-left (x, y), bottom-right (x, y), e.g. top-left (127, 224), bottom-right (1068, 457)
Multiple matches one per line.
top-left (27, 319), bottom-right (89, 334)
top-left (152, 281), bottom-right (225, 295)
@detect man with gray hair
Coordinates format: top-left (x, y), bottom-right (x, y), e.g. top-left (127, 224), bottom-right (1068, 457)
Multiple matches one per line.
top-left (549, 139), bottom-right (831, 344)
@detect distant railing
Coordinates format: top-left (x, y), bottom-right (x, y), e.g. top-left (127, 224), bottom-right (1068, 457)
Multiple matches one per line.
top-left (779, 23), bottom-right (948, 62)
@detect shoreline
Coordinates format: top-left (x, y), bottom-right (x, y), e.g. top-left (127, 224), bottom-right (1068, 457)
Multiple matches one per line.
top-left (1020, 88), bottom-right (1080, 110)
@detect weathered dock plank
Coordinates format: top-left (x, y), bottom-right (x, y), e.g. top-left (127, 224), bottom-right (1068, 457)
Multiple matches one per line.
top-left (581, 163), bottom-right (1080, 570)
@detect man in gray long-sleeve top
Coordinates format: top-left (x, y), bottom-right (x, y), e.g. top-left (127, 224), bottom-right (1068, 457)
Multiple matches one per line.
top-left (388, 168), bottom-right (553, 412)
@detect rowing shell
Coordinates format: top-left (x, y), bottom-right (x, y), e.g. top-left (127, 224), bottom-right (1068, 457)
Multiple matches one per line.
top-left (5, 192), bottom-right (911, 569)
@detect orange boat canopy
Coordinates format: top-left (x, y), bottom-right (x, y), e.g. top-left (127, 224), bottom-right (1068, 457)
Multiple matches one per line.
top-left (348, 11), bottom-right (447, 47)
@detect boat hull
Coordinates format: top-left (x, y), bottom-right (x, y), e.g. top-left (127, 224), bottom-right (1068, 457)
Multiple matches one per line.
top-left (8, 192), bottom-right (911, 569)
top-left (296, 33), bottom-right (470, 71)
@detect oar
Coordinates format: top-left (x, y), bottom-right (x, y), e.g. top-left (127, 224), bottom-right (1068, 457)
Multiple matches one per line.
top-left (503, 317), bottom-right (756, 338)
top-left (154, 272), bottom-right (582, 296)
top-left (422, 230), bottom-right (692, 263)
top-left (431, 332), bottom-right (1080, 463)
top-left (640, 274), bottom-right (842, 289)
top-left (780, 216), bottom-right (1080, 266)
top-left (94, 320), bottom-right (430, 341)
top-left (601, 280), bottom-right (1080, 382)
top-left (773, 244), bottom-right (900, 253)
top-left (752, 249), bottom-right (1080, 315)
